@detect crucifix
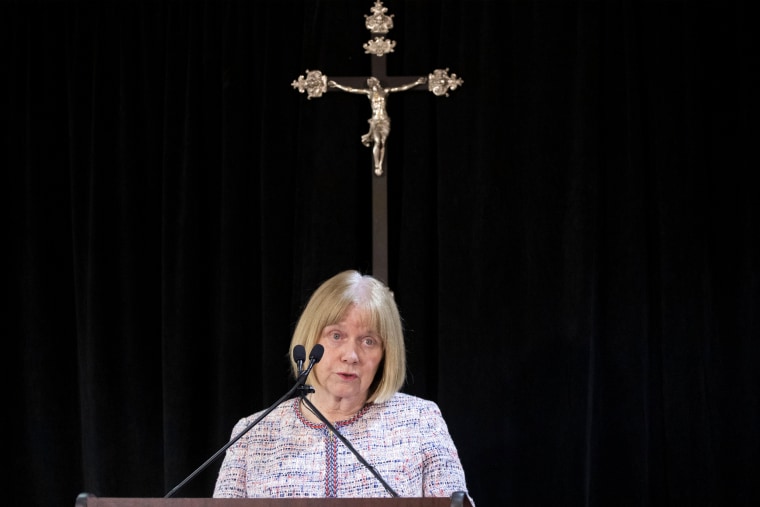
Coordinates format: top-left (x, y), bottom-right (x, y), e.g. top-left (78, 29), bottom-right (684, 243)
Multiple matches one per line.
top-left (292, 0), bottom-right (463, 283)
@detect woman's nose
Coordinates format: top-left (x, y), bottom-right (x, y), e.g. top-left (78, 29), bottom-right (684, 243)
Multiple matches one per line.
top-left (340, 341), bottom-right (359, 363)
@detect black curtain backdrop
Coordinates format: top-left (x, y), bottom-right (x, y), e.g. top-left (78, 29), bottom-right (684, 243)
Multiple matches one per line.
top-left (5, 0), bottom-right (758, 506)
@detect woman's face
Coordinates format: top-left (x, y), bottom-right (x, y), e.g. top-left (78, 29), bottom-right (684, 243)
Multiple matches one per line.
top-left (313, 305), bottom-right (384, 404)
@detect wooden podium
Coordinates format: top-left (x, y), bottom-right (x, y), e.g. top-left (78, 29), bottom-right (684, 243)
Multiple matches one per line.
top-left (75, 492), bottom-right (472, 507)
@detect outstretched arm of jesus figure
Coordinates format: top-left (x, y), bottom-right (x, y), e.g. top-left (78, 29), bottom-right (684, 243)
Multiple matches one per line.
top-left (327, 80), bottom-right (366, 94)
top-left (387, 76), bottom-right (427, 93)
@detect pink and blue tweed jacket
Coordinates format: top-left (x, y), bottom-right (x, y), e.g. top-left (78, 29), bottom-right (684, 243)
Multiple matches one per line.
top-left (213, 392), bottom-right (472, 502)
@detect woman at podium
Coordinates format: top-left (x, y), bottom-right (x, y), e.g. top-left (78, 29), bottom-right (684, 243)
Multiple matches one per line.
top-left (213, 270), bottom-right (474, 504)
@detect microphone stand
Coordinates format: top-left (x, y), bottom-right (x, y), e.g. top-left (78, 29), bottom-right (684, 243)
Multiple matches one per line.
top-left (164, 365), bottom-right (315, 498)
top-left (299, 394), bottom-right (400, 497)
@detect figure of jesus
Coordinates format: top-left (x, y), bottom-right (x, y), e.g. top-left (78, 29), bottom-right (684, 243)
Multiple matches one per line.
top-left (328, 76), bottom-right (427, 176)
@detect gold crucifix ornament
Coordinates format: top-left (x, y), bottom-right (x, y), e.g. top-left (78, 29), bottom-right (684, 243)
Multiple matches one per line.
top-left (290, 0), bottom-right (463, 283)
top-left (291, 0), bottom-right (463, 177)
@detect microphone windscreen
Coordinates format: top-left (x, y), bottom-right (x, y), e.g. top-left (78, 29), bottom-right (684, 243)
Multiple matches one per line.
top-left (293, 345), bottom-right (306, 362)
top-left (310, 344), bottom-right (325, 362)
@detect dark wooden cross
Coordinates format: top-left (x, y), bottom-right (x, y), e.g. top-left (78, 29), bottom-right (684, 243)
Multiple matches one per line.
top-left (292, 0), bottom-right (463, 284)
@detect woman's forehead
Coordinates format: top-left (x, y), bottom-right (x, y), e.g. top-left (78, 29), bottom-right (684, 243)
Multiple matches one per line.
top-left (328, 306), bottom-right (378, 329)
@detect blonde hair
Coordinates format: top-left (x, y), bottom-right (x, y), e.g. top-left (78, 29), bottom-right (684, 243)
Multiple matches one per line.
top-left (288, 270), bottom-right (406, 404)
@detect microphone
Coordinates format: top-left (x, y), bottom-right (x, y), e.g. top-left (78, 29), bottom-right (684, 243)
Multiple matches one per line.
top-left (163, 344), bottom-right (324, 498)
top-left (293, 344), bottom-right (306, 375)
top-left (294, 344), bottom-right (323, 396)
top-left (299, 380), bottom-right (399, 497)
top-left (302, 344), bottom-right (323, 375)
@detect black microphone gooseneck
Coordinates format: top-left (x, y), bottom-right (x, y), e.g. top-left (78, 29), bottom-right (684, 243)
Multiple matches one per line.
top-left (163, 345), bottom-right (324, 498)
top-left (299, 381), bottom-right (400, 497)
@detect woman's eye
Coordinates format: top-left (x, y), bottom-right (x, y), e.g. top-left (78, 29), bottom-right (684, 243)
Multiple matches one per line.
top-left (332, 332), bottom-right (341, 340)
